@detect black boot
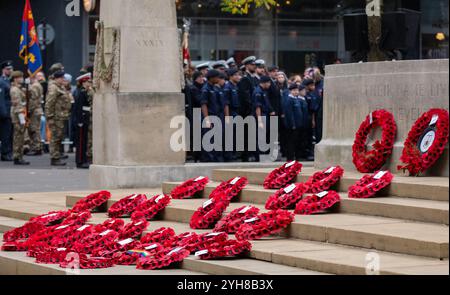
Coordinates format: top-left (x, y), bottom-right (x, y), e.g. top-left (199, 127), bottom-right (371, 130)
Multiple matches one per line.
top-left (14, 159), bottom-right (30, 165)
top-left (51, 159), bottom-right (67, 166)
top-left (77, 163), bottom-right (90, 169)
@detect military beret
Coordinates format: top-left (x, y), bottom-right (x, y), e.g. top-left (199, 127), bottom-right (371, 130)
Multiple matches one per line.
top-left (226, 57), bottom-right (236, 66)
top-left (259, 76), bottom-right (271, 83)
top-left (76, 73), bottom-right (91, 83)
top-left (11, 71), bottom-right (24, 80)
top-left (192, 71), bottom-right (203, 82)
top-left (255, 59), bottom-right (266, 67)
top-left (302, 79), bottom-right (314, 86)
top-left (196, 62), bottom-right (210, 71)
top-left (53, 70), bottom-right (66, 79)
top-left (226, 68), bottom-right (239, 77)
top-left (1, 60), bottom-right (13, 70)
top-left (206, 69), bottom-right (221, 79)
top-left (288, 84), bottom-right (299, 91)
top-left (242, 56), bottom-right (256, 65)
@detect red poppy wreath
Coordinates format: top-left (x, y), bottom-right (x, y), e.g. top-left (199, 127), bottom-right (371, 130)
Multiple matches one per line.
top-left (190, 194), bottom-right (230, 229)
top-left (170, 176), bottom-right (209, 199)
top-left (348, 170), bottom-right (394, 199)
top-left (398, 108), bottom-right (449, 176)
top-left (209, 176), bottom-right (248, 201)
top-left (352, 110), bottom-right (397, 173)
top-left (107, 194), bottom-right (147, 218)
top-left (71, 191), bottom-right (111, 213)
top-left (263, 161), bottom-right (303, 189)
top-left (305, 166), bottom-right (345, 194)
top-left (294, 191), bottom-right (341, 215)
top-left (265, 183), bottom-right (308, 210)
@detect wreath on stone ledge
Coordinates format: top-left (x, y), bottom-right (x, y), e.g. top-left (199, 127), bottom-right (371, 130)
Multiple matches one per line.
top-left (170, 176), bottom-right (209, 199)
top-left (263, 161), bottom-right (303, 189)
top-left (348, 171), bottom-right (394, 199)
top-left (294, 191), bottom-right (341, 215)
top-left (352, 110), bottom-right (397, 173)
top-left (305, 166), bottom-right (345, 194)
top-left (398, 108), bottom-right (449, 176)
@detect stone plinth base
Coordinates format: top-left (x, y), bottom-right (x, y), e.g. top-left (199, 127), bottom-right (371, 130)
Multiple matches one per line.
top-left (315, 59), bottom-right (449, 176)
top-left (89, 162), bottom-right (296, 189)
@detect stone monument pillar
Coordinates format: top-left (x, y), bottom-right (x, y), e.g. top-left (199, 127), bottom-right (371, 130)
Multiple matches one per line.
top-left (90, 0), bottom-right (186, 188)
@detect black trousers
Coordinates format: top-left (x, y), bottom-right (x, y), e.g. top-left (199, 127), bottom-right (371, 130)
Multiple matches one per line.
top-left (0, 117), bottom-right (13, 156)
top-left (285, 128), bottom-right (307, 161)
top-left (75, 124), bottom-right (89, 165)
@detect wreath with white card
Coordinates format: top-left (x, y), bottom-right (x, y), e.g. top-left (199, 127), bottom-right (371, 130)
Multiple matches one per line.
top-left (348, 171), bottom-right (394, 199)
top-left (263, 161), bottom-right (303, 189)
top-left (304, 166), bottom-right (345, 194)
top-left (294, 191), bottom-right (341, 215)
top-left (265, 183), bottom-right (308, 210)
top-left (398, 109), bottom-right (449, 176)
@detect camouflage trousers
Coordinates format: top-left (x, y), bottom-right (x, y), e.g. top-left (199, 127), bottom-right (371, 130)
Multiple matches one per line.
top-left (27, 113), bottom-right (42, 152)
top-left (12, 120), bottom-right (25, 160)
top-left (48, 119), bottom-right (65, 160)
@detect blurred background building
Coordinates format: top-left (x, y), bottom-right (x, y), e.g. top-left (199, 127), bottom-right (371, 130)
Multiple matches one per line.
top-left (0, 0), bottom-right (448, 76)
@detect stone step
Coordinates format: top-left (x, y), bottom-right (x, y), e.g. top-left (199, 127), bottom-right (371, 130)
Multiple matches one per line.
top-left (212, 168), bottom-right (450, 201)
top-left (0, 250), bottom-right (206, 275)
top-left (65, 195), bottom-right (449, 259)
top-left (82, 215), bottom-right (450, 275)
top-left (162, 182), bottom-right (449, 224)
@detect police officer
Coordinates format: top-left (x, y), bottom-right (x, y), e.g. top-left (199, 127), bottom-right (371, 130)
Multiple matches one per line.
top-left (255, 59), bottom-right (266, 81)
top-left (200, 69), bottom-right (228, 162)
top-left (9, 71), bottom-right (29, 165)
top-left (237, 56), bottom-right (258, 162)
top-left (223, 68), bottom-right (242, 161)
top-left (45, 70), bottom-right (72, 166)
top-left (26, 74), bottom-right (44, 156)
top-left (0, 60), bottom-right (14, 162)
top-left (73, 73), bottom-right (93, 169)
top-left (252, 76), bottom-right (275, 162)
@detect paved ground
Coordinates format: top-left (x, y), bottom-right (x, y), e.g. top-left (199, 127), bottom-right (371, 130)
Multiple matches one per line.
top-left (0, 153), bottom-right (89, 194)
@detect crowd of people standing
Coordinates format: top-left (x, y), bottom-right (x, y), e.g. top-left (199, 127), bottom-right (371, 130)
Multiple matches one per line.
top-left (183, 56), bottom-right (324, 163)
top-left (0, 60), bottom-right (94, 168)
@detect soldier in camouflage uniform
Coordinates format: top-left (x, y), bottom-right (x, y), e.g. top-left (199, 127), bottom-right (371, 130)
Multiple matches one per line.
top-left (9, 71), bottom-right (29, 165)
top-left (26, 75), bottom-right (44, 155)
top-left (45, 70), bottom-right (72, 166)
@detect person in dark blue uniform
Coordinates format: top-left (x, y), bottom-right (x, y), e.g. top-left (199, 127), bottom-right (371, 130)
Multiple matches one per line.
top-left (313, 68), bottom-right (324, 144)
top-left (252, 76), bottom-right (275, 162)
top-left (302, 79), bottom-right (318, 161)
top-left (237, 56), bottom-right (258, 162)
top-left (282, 84), bottom-right (309, 161)
top-left (200, 70), bottom-right (228, 162)
top-left (223, 68), bottom-right (242, 162)
top-left (0, 60), bottom-right (14, 162)
top-left (186, 71), bottom-right (205, 162)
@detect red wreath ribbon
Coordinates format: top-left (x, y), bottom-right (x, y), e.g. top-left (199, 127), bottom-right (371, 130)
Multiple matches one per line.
top-left (352, 110), bottom-right (397, 173)
top-left (71, 191), bottom-right (111, 213)
top-left (348, 170), bottom-right (394, 199)
top-left (50, 224), bottom-right (95, 249)
top-left (195, 239), bottom-right (252, 260)
top-left (305, 166), bottom-right (345, 194)
top-left (141, 227), bottom-right (176, 245)
top-left (118, 219), bottom-right (149, 240)
top-left (91, 238), bottom-right (142, 258)
top-left (235, 209), bottom-right (295, 241)
top-left (170, 176), bottom-right (209, 199)
top-left (294, 191), bottom-right (341, 215)
top-left (35, 247), bottom-right (71, 264)
top-left (263, 161), bottom-right (303, 189)
top-left (108, 194), bottom-right (147, 218)
top-left (165, 232), bottom-right (200, 252)
top-left (190, 192), bottom-right (230, 229)
top-left (29, 210), bottom-right (70, 226)
top-left (398, 109), bottom-right (449, 176)
top-left (113, 243), bottom-right (165, 265)
top-left (213, 205), bottom-right (260, 234)
top-left (136, 247), bottom-right (190, 270)
top-left (131, 194), bottom-right (171, 221)
top-left (208, 177), bottom-right (248, 201)
top-left (3, 222), bottom-right (46, 243)
top-left (265, 183), bottom-right (308, 210)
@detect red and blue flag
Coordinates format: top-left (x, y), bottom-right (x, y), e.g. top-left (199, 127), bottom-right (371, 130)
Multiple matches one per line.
top-left (19, 0), bottom-right (43, 77)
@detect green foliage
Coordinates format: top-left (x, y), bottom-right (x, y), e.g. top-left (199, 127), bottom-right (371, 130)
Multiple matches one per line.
top-left (220, 0), bottom-right (278, 15)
